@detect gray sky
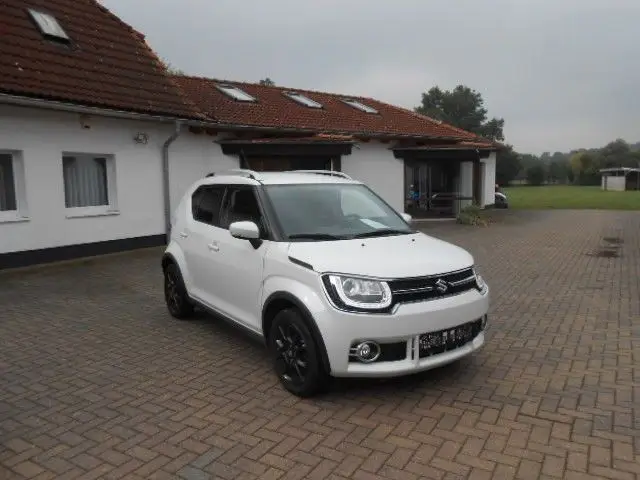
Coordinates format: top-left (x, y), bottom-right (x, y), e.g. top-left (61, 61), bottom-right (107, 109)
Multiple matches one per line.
top-left (102, 0), bottom-right (640, 154)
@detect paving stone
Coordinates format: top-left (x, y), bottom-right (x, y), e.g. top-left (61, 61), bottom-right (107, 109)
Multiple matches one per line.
top-left (1, 210), bottom-right (638, 479)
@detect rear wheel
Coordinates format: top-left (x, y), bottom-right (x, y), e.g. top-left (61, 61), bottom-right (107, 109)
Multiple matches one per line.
top-left (164, 263), bottom-right (195, 319)
top-left (268, 308), bottom-right (330, 397)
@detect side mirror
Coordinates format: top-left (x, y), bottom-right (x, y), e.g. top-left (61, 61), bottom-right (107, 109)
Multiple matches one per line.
top-left (229, 221), bottom-right (260, 240)
top-left (401, 213), bottom-right (413, 223)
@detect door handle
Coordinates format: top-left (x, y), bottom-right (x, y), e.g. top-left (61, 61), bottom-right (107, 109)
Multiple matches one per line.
top-left (179, 231), bottom-right (189, 238)
top-left (207, 242), bottom-right (219, 252)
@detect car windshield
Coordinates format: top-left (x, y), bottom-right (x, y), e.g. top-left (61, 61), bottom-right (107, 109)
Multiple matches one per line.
top-left (264, 183), bottom-right (413, 240)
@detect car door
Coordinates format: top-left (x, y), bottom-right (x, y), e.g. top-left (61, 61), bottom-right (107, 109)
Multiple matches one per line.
top-left (209, 185), bottom-right (269, 331)
top-left (182, 184), bottom-right (227, 307)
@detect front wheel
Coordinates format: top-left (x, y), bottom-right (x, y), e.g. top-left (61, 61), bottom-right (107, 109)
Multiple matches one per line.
top-left (268, 309), bottom-right (330, 397)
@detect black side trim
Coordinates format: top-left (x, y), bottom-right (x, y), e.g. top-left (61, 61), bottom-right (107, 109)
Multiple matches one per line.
top-left (288, 256), bottom-right (314, 271)
top-left (0, 234), bottom-right (166, 270)
top-left (262, 292), bottom-right (331, 373)
top-left (190, 299), bottom-right (266, 345)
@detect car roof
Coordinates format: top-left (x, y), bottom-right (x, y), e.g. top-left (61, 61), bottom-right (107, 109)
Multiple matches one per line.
top-left (199, 170), bottom-right (363, 186)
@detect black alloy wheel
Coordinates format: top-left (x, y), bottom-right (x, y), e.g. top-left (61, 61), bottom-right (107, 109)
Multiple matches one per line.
top-left (268, 308), bottom-right (329, 397)
top-left (164, 263), bottom-right (195, 319)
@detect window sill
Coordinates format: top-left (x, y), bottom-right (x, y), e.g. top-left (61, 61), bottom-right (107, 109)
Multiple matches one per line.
top-left (0, 213), bottom-right (30, 224)
top-left (65, 208), bottom-right (120, 219)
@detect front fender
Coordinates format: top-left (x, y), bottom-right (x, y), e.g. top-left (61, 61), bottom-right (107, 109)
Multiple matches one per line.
top-left (261, 275), bottom-right (334, 373)
top-left (261, 275), bottom-right (327, 320)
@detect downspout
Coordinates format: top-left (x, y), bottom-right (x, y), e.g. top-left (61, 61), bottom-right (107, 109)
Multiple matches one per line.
top-left (162, 121), bottom-right (182, 240)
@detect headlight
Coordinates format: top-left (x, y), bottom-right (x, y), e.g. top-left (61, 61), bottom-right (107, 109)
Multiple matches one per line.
top-left (323, 274), bottom-right (392, 311)
top-left (473, 268), bottom-right (487, 293)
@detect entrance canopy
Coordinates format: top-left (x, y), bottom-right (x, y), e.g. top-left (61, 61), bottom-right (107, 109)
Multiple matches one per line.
top-left (218, 134), bottom-right (355, 172)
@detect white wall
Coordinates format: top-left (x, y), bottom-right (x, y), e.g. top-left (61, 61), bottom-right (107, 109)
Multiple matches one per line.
top-left (341, 142), bottom-right (405, 213)
top-left (0, 105), bottom-right (234, 254)
top-left (169, 134), bottom-right (238, 216)
top-left (459, 161), bottom-right (474, 209)
top-left (602, 175), bottom-right (625, 191)
top-left (481, 152), bottom-right (497, 206)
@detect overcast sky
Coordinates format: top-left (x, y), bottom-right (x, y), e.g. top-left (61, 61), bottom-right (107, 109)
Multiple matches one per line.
top-left (102, 0), bottom-right (640, 154)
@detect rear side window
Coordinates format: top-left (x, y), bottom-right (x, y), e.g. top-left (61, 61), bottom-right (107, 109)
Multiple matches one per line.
top-left (191, 186), bottom-right (225, 226)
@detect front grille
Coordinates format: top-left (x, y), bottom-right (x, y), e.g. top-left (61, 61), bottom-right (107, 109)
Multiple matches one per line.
top-left (388, 267), bottom-right (476, 304)
top-left (418, 318), bottom-right (483, 358)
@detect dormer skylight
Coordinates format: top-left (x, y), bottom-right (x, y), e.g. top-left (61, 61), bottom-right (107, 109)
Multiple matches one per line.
top-left (216, 84), bottom-right (256, 102)
top-left (284, 91), bottom-right (322, 108)
top-left (342, 98), bottom-right (378, 114)
top-left (28, 9), bottom-right (70, 42)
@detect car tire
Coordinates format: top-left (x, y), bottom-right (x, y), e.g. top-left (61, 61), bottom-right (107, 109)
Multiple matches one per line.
top-left (268, 308), bottom-right (330, 398)
top-left (164, 263), bottom-right (195, 319)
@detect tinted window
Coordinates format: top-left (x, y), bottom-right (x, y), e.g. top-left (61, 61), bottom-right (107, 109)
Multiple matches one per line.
top-left (191, 186), bottom-right (225, 226)
top-left (220, 187), bottom-right (266, 234)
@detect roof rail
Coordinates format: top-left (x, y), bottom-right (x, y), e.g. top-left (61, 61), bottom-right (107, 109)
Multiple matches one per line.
top-left (288, 170), bottom-right (353, 180)
top-left (206, 169), bottom-right (261, 181)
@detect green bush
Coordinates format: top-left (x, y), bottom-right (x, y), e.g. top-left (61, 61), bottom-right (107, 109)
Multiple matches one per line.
top-left (456, 204), bottom-right (488, 226)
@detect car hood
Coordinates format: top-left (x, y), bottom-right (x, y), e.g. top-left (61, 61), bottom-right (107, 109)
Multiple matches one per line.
top-left (287, 232), bottom-right (474, 278)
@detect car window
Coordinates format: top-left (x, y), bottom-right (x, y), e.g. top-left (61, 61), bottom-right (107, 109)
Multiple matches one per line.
top-left (191, 186), bottom-right (225, 226)
top-left (264, 183), bottom-right (412, 239)
top-left (220, 186), bottom-right (267, 234)
top-left (341, 188), bottom-right (387, 218)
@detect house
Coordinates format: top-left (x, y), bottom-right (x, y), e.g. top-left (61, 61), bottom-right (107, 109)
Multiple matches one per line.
top-left (0, 0), bottom-right (499, 270)
top-left (174, 77), bottom-right (500, 219)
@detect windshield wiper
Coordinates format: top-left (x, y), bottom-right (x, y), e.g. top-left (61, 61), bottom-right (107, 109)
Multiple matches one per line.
top-left (350, 229), bottom-right (412, 239)
top-left (288, 233), bottom-right (346, 240)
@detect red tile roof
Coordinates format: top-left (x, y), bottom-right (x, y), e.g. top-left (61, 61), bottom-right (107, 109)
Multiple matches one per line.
top-left (0, 0), bottom-right (203, 119)
top-left (175, 76), bottom-right (484, 141)
top-left (219, 134), bottom-right (356, 145)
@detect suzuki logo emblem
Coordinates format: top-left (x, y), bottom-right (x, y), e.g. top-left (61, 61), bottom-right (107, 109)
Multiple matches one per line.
top-left (435, 278), bottom-right (449, 293)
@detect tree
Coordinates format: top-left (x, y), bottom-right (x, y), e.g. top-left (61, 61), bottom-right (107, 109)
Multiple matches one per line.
top-left (414, 85), bottom-right (504, 141)
top-left (526, 164), bottom-right (546, 186)
top-left (570, 151), bottom-right (599, 185)
top-left (160, 57), bottom-right (184, 75)
top-left (259, 77), bottom-right (275, 86)
top-left (495, 145), bottom-right (521, 186)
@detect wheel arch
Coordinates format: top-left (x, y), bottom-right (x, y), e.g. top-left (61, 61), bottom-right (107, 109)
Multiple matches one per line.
top-left (262, 291), bottom-right (331, 373)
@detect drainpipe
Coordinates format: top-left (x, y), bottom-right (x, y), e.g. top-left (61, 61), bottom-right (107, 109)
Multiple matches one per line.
top-left (162, 121), bottom-right (182, 240)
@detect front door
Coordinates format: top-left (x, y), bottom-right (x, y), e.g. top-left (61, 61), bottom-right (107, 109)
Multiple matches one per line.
top-left (212, 185), bottom-right (269, 331)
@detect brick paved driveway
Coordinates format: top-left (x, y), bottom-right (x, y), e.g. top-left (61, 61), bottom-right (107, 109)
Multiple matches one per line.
top-left (1, 210), bottom-right (638, 480)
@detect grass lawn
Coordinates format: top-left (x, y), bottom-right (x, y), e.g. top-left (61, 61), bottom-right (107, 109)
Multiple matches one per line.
top-left (502, 185), bottom-right (640, 210)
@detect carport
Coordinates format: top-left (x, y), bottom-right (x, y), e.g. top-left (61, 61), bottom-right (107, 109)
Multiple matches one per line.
top-left (599, 167), bottom-right (640, 191)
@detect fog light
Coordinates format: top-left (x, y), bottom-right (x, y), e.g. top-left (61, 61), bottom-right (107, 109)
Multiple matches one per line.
top-left (354, 341), bottom-right (381, 363)
top-left (481, 315), bottom-right (488, 329)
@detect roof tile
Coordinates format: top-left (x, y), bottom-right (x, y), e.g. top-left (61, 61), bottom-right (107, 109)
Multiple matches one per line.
top-left (0, 0), bottom-right (202, 119)
top-left (175, 76), bottom-right (482, 141)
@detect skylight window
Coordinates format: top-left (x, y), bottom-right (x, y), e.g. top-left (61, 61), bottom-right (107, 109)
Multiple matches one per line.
top-left (342, 98), bottom-right (378, 114)
top-left (284, 91), bottom-right (323, 109)
top-left (28, 9), bottom-right (70, 42)
top-left (216, 84), bottom-right (256, 102)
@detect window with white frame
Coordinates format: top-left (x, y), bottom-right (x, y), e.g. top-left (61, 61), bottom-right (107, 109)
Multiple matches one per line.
top-left (0, 153), bottom-right (17, 212)
top-left (0, 151), bottom-right (28, 221)
top-left (62, 154), bottom-right (117, 212)
top-left (341, 98), bottom-right (378, 114)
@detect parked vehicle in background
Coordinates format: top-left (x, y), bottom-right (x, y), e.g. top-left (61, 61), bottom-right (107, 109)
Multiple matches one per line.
top-left (162, 169), bottom-right (490, 397)
top-left (495, 184), bottom-right (509, 208)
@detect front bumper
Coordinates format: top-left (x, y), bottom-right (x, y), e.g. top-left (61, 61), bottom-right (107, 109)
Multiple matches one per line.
top-left (317, 288), bottom-right (490, 378)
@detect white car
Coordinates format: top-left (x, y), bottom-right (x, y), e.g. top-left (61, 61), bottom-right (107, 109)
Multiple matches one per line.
top-left (162, 169), bottom-right (489, 397)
